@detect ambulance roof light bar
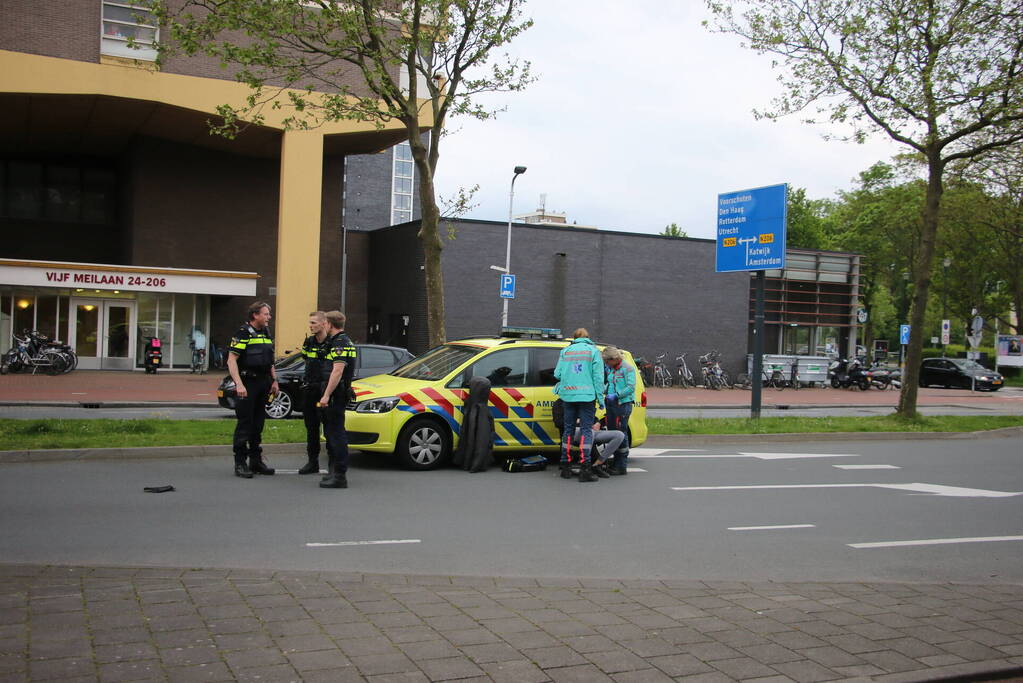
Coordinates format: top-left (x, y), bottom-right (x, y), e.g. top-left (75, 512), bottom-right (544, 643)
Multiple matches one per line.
top-left (499, 326), bottom-right (562, 340)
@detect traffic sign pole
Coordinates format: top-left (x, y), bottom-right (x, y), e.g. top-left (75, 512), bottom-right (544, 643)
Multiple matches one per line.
top-left (751, 271), bottom-right (765, 420)
top-left (715, 184), bottom-right (787, 421)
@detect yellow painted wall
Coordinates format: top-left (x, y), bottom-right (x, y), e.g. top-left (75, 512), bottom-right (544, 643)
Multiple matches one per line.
top-left (276, 130), bottom-right (325, 354)
top-left (1, 49), bottom-right (431, 356)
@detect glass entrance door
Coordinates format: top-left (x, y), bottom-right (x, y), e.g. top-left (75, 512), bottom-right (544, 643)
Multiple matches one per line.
top-left (70, 299), bottom-right (136, 370)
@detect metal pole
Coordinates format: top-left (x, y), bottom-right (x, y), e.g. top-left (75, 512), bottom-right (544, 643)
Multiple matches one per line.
top-left (751, 270), bottom-right (765, 420)
top-left (502, 167), bottom-right (526, 328)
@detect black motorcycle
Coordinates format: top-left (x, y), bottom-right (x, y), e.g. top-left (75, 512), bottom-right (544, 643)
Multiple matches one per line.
top-left (829, 357), bottom-right (870, 390)
top-left (144, 336), bottom-right (163, 373)
top-left (865, 363), bottom-right (901, 390)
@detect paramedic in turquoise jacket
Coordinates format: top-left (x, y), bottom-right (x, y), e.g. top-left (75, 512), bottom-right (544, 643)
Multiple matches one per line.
top-left (554, 328), bottom-right (606, 481)
top-left (601, 345), bottom-right (636, 475)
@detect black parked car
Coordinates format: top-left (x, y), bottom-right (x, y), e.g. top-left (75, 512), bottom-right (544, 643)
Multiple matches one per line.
top-left (217, 344), bottom-right (415, 418)
top-left (918, 358), bottom-right (1003, 391)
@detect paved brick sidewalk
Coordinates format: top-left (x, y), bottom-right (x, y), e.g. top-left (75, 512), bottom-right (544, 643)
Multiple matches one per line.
top-left (2, 565), bottom-right (1021, 682)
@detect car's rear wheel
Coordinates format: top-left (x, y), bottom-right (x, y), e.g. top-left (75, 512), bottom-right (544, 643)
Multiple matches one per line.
top-left (396, 417), bottom-right (451, 470)
top-left (265, 390), bottom-right (294, 419)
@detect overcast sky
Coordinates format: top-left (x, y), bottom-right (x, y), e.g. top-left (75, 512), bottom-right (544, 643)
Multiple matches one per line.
top-left (434, 1), bottom-right (903, 240)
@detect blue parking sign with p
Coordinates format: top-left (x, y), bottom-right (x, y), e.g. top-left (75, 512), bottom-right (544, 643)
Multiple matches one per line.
top-left (500, 274), bottom-right (516, 299)
top-left (900, 324), bottom-right (911, 345)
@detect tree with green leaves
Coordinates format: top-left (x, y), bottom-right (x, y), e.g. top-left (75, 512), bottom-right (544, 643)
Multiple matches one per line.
top-left (950, 147), bottom-right (1023, 334)
top-left (659, 223), bottom-right (688, 238)
top-left (151, 0), bottom-right (534, 347)
top-left (705, 0), bottom-right (1023, 417)
top-left (785, 186), bottom-right (832, 250)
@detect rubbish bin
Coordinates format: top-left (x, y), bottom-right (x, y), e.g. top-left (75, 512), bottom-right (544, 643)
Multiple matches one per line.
top-left (796, 356), bottom-right (830, 387)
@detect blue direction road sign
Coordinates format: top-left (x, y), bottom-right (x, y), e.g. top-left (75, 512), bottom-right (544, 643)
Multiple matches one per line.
top-left (716, 184), bottom-right (788, 273)
top-left (500, 273), bottom-right (516, 299)
top-left (900, 324), bottom-right (911, 345)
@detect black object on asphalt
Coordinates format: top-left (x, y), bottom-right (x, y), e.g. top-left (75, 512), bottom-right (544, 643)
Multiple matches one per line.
top-left (143, 485), bottom-right (175, 493)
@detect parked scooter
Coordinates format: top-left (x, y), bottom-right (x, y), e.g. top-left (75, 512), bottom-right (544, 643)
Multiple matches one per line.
top-left (829, 357), bottom-right (870, 390)
top-left (144, 337), bottom-right (163, 373)
top-left (865, 364), bottom-right (902, 390)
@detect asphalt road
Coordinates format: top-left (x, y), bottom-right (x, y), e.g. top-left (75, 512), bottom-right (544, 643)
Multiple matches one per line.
top-left (2, 402), bottom-right (1023, 420)
top-left (2, 435), bottom-right (1021, 584)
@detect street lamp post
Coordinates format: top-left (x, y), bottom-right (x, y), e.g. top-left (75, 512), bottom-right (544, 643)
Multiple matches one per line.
top-left (502, 165), bottom-right (527, 328)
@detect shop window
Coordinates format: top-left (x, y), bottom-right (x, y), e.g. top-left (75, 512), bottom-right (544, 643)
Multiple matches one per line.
top-left (12, 294), bottom-right (35, 336)
top-left (36, 296), bottom-right (59, 340)
top-left (101, 1), bottom-right (159, 61)
top-left (0, 296), bottom-right (10, 354)
top-left (171, 294), bottom-right (195, 368)
top-left (783, 326), bottom-right (811, 355)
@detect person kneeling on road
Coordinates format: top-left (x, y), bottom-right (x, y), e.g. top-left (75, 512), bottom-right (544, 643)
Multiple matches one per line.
top-left (590, 420), bottom-right (626, 478)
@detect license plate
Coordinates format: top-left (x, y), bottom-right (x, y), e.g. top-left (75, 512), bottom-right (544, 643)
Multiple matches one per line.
top-left (993, 380), bottom-right (1002, 385)
top-left (217, 390), bottom-right (224, 397)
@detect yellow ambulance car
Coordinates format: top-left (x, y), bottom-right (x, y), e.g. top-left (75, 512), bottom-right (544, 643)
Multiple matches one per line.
top-left (345, 328), bottom-right (648, 469)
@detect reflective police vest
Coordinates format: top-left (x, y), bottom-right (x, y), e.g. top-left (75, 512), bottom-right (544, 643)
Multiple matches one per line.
top-left (320, 332), bottom-right (357, 384)
top-left (229, 324), bottom-right (274, 371)
top-left (302, 334), bottom-right (330, 383)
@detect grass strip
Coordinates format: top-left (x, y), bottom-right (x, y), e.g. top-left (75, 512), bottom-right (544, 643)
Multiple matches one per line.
top-left (648, 415), bottom-right (1023, 435)
top-left (0, 419), bottom-right (306, 451)
top-left (1, 415), bottom-right (1022, 450)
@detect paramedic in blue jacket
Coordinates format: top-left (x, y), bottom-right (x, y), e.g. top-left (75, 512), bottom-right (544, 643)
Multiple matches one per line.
top-left (554, 328), bottom-right (605, 483)
top-left (601, 345), bottom-right (636, 475)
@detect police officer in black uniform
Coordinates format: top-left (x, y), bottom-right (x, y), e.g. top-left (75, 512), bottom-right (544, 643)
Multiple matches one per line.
top-left (227, 301), bottom-right (279, 478)
top-left (318, 310), bottom-right (357, 489)
top-left (298, 311), bottom-right (329, 475)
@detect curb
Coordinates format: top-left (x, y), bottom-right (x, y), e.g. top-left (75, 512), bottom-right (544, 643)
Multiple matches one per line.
top-left (2, 427), bottom-right (1021, 464)
top-left (0, 401), bottom-right (214, 408)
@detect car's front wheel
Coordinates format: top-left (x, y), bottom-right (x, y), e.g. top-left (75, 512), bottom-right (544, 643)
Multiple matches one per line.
top-left (265, 390), bottom-right (294, 419)
top-left (396, 417), bottom-right (451, 470)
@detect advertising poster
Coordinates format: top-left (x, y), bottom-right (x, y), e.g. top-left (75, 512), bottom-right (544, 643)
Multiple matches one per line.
top-left (997, 335), bottom-right (1023, 366)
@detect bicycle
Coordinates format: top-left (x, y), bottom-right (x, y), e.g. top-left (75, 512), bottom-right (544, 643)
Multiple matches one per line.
top-left (789, 362), bottom-right (800, 390)
top-left (633, 356), bottom-right (654, 386)
top-left (698, 350), bottom-right (732, 389)
top-left (675, 353), bottom-right (695, 388)
top-left (652, 353), bottom-right (673, 388)
top-left (735, 367), bottom-right (786, 390)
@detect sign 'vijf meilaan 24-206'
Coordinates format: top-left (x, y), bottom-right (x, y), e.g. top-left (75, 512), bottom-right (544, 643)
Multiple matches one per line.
top-left (715, 184), bottom-right (787, 273)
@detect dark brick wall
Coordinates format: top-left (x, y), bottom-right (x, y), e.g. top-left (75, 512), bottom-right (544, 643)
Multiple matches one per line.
top-left (0, 0), bottom-right (99, 62)
top-left (437, 220), bottom-right (751, 374)
top-left (366, 219), bottom-right (752, 372)
top-left (343, 231), bottom-right (370, 342)
top-left (367, 224), bottom-right (428, 352)
top-left (343, 135), bottom-right (425, 232)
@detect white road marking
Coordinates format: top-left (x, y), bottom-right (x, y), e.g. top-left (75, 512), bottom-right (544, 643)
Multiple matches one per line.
top-left (737, 452), bottom-right (860, 460)
top-left (307, 539), bottom-right (421, 547)
top-left (627, 467), bottom-right (647, 473)
top-left (849, 535), bottom-right (1023, 549)
top-left (71, 392), bottom-right (87, 395)
top-left (274, 469), bottom-right (327, 475)
top-left (671, 483), bottom-right (1022, 498)
top-left (629, 448), bottom-right (704, 456)
top-left (834, 464), bottom-right (900, 470)
top-left (728, 524), bottom-right (816, 531)
top-left (632, 452), bottom-right (859, 460)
